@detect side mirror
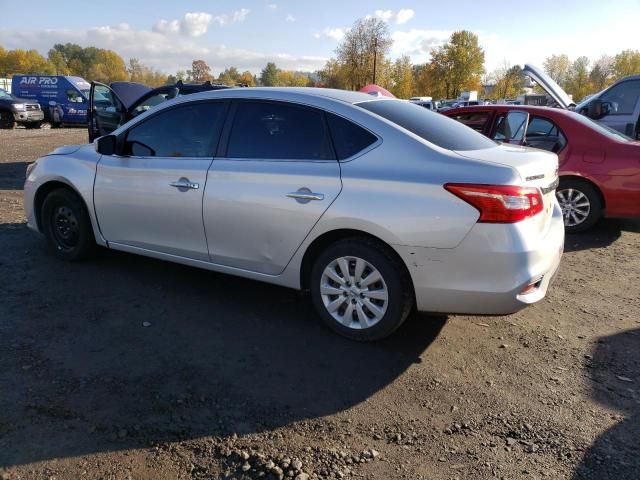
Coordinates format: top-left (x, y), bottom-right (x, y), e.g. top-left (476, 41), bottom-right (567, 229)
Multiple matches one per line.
top-left (587, 100), bottom-right (610, 119)
top-left (95, 135), bottom-right (117, 155)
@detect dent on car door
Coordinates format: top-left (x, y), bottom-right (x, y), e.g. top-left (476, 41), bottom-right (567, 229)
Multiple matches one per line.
top-left (203, 100), bottom-right (343, 275)
top-left (94, 101), bottom-right (227, 260)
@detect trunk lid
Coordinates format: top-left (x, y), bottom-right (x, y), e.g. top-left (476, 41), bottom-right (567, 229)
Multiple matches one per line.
top-left (455, 145), bottom-right (559, 232)
top-left (523, 64), bottom-right (574, 110)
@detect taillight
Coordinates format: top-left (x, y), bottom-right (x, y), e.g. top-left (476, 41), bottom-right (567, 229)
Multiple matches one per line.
top-left (444, 183), bottom-right (544, 223)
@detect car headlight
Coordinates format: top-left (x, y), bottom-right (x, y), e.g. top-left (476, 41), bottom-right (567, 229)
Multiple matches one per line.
top-left (12, 103), bottom-right (26, 111)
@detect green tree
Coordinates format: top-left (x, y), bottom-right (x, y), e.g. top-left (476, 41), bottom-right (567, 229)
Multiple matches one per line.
top-left (389, 55), bottom-right (413, 99)
top-left (334, 17), bottom-right (392, 90)
top-left (488, 63), bottom-right (525, 100)
top-left (612, 49), bottom-right (640, 80)
top-left (260, 62), bottom-right (280, 86)
top-left (191, 59), bottom-right (212, 82)
top-left (543, 54), bottom-right (571, 87)
top-left (589, 55), bottom-right (614, 91)
top-left (566, 56), bottom-right (592, 102)
top-left (440, 31), bottom-right (485, 98)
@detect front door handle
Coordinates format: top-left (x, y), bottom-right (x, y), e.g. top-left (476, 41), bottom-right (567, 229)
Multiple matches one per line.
top-left (170, 178), bottom-right (199, 190)
top-left (286, 191), bottom-right (324, 203)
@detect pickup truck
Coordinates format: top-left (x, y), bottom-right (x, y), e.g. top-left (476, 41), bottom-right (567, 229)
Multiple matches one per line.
top-left (0, 88), bottom-right (44, 129)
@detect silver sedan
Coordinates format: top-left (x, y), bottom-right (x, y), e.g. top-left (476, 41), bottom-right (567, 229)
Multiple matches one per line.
top-left (24, 88), bottom-right (564, 340)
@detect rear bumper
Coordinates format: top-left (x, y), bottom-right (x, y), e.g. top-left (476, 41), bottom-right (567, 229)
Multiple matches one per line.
top-left (396, 200), bottom-right (565, 315)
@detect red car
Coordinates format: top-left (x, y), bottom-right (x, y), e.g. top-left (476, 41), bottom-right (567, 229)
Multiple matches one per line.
top-left (443, 105), bottom-right (640, 232)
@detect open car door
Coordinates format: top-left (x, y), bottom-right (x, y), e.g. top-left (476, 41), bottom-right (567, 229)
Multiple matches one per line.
top-left (493, 110), bottom-right (530, 145)
top-left (88, 81), bottom-right (126, 142)
top-left (88, 81), bottom-right (152, 142)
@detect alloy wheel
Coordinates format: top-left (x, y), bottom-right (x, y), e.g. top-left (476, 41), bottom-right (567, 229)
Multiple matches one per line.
top-left (557, 188), bottom-right (591, 227)
top-left (320, 256), bottom-right (388, 330)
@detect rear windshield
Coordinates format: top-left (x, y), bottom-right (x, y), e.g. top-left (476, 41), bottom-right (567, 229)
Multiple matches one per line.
top-left (357, 99), bottom-right (496, 151)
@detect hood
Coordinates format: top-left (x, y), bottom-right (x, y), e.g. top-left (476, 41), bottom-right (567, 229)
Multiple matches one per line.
top-left (109, 82), bottom-right (152, 110)
top-left (46, 144), bottom-right (85, 156)
top-left (1, 94), bottom-right (38, 105)
top-left (523, 64), bottom-right (574, 110)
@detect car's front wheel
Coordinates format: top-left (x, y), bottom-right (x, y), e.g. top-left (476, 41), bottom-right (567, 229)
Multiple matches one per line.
top-left (310, 238), bottom-right (414, 341)
top-left (0, 110), bottom-right (15, 129)
top-left (41, 188), bottom-right (96, 261)
top-left (556, 179), bottom-right (603, 233)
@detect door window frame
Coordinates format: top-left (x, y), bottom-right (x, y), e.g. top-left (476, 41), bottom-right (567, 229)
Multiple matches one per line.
top-left (118, 99), bottom-right (230, 159)
top-left (217, 99), bottom-right (338, 162)
top-left (598, 79), bottom-right (640, 116)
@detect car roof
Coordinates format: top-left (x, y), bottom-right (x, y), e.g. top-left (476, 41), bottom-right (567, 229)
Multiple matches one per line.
top-left (187, 87), bottom-right (383, 105)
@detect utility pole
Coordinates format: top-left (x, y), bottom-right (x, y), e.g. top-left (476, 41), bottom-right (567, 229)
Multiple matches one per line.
top-left (372, 37), bottom-right (378, 85)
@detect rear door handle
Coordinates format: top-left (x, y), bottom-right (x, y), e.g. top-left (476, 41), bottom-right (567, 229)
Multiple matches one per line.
top-left (170, 179), bottom-right (199, 190)
top-left (286, 191), bottom-right (324, 201)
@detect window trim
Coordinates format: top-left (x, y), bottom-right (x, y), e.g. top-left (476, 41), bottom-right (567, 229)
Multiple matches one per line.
top-left (120, 99), bottom-right (230, 159)
top-left (218, 99), bottom-right (338, 162)
top-left (325, 111), bottom-right (382, 162)
top-left (491, 111), bottom-right (568, 154)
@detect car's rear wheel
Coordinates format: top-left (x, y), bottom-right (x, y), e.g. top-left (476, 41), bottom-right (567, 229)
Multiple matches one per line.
top-left (25, 122), bottom-right (42, 129)
top-left (556, 178), bottom-right (603, 233)
top-left (0, 110), bottom-right (15, 129)
top-left (310, 238), bottom-right (414, 341)
top-left (41, 188), bottom-right (96, 261)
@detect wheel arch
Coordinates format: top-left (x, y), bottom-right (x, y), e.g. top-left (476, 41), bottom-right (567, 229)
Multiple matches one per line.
top-left (33, 180), bottom-right (87, 232)
top-left (558, 174), bottom-right (606, 209)
top-left (299, 228), bottom-right (415, 300)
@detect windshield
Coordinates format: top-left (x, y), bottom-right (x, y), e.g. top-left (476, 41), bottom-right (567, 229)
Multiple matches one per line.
top-left (357, 99), bottom-right (497, 151)
top-left (567, 110), bottom-right (633, 142)
top-left (0, 89), bottom-right (12, 99)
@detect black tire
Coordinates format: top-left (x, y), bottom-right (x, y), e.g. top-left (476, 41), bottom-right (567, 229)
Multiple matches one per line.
top-left (0, 110), bottom-right (16, 129)
top-left (310, 237), bottom-right (414, 341)
top-left (41, 188), bottom-right (96, 261)
top-left (25, 122), bottom-right (42, 129)
top-left (556, 178), bottom-right (603, 233)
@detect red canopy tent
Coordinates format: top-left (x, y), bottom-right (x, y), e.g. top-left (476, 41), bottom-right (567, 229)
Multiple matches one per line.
top-left (358, 84), bottom-right (395, 98)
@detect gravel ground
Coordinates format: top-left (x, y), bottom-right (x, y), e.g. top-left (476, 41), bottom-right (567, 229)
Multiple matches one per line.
top-left (0, 128), bottom-right (638, 480)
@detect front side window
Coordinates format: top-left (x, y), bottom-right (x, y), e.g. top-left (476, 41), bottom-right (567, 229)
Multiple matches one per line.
top-left (450, 111), bottom-right (491, 133)
top-left (599, 80), bottom-right (640, 115)
top-left (226, 101), bottom-right (333, 160)
top-left (326, 113), bottom-right (377, 160)
top-left (125, 102), bottom-right (226, 157)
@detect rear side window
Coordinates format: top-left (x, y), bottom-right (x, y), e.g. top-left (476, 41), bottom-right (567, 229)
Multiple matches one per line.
top-left (525, 117), bottom-right (567, 153)
top-left (227, 101), bottom-right (333, 160)
top-left (125, 102), bottom-right (225, 157)
top-left (327, 113), bottom-right (377, 160)
top-left (357, 100), bottom-right (496, 151)
top-left (449, 111), bottom-right (491, 133)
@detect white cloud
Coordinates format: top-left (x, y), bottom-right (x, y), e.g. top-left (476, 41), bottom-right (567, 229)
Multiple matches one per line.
top-left (315, 27), bottom-right (346, 41)
top-left (181, 12), bottom-right (213, 36)
top-left (267, 4), bottom-right (277, 9)
top-left (0, 22), bottom-right (326, 75)
top-left (395, 9), bottom-right (415, 25)
top-left (285, 14), bottom-right (295, 23)
top-left (373, 10), bottom-right (394, 22)
top-left (368, 9), bottom-right (415, 25)
top-left (391, 29), bottom-right (451, 61)
top-left (153, 9), bottom-right (250, 37)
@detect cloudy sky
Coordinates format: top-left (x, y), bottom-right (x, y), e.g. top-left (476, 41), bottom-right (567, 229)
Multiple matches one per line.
top-left (1, 0), bottom-right (638, 75)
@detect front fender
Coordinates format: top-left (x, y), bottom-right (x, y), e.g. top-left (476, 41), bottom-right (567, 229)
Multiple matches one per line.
top-left (24, 148), bottom-right (106, 246)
